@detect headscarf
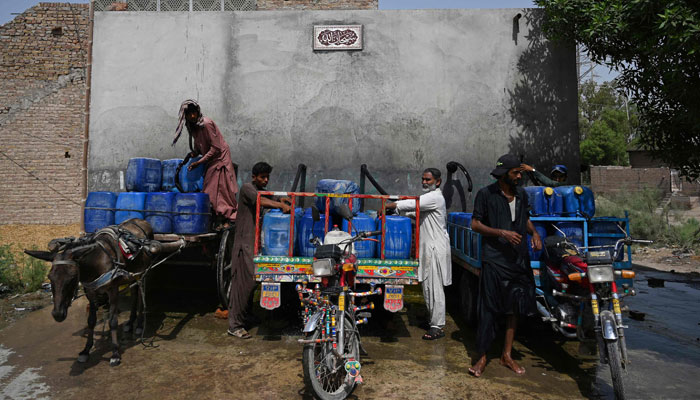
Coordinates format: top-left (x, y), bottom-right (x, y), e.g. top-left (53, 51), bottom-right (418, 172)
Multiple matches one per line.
top-left (172, 99), bottom-right (204, 146)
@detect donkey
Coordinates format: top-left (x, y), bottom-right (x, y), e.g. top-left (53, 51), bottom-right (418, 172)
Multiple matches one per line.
top-left (26, 219), bottom-right (181, 366)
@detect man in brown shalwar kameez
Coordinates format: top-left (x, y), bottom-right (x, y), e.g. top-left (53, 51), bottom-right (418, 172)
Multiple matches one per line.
top-left (173, 99), bottom-right (239, 230)
top-left (227, 162), bottom-right (291, 339)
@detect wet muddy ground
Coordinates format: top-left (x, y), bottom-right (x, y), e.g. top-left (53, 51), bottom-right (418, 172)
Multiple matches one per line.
top-left (1, 265), bottom-right (699, 399)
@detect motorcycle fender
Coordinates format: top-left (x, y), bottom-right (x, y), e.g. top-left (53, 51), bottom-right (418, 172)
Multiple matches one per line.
top-left (303, 311), bottom-right (324, 333)
top-left (600, 311), bottom-right (618, 340)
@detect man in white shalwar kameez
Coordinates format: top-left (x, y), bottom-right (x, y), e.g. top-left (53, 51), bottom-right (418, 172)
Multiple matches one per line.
top-left (386, 168), bottom-right (452, 340)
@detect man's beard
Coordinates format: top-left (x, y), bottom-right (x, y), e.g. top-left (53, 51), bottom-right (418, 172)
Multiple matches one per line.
top-left (422, 183), bottom-right (437, 192)
top-left (502, 175), bottom-right (519, 190)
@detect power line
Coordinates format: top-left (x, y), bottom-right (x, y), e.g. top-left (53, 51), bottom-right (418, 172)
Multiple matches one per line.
top-left (0, 150), bottom-right (82, 207)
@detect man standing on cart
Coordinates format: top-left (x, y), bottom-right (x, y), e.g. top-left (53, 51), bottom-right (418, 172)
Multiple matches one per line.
top-left (469, 154), bottom-right (542, 377)
top-left (172, 99), bottom-right (239, 230)
top-left (227, 162), bottom-right (291, 339)
top-left (520, 163), bottom-right (568, 187)
top-left (386, 168), bottom-right (451, 340)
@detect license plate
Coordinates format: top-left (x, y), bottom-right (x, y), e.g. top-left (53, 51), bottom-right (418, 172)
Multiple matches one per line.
top-left (260, 282), bottom-right (281, 310)
top-left (383, 285), bottom-right (404, 312)
top-left (589, 251), bottom-right (608, 258)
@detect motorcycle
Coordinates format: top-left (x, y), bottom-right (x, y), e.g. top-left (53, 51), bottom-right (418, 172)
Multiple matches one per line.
top-left (297, 205), bottom-right (383, 400)
top-left (537, 233), bottom-right (652, 400)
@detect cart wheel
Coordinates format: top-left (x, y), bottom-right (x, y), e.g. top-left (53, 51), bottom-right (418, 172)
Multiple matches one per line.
top-left (216, 228), bottom-right (234, 308)
top-left (459, 270), bottom-right (478, 326)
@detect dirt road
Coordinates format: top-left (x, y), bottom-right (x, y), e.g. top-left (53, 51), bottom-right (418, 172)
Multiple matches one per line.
top-left (1, 266), bottom-right (699, 399)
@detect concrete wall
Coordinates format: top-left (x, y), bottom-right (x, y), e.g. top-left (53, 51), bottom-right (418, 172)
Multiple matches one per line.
top-left (88, 8), bottom-right (578, 211)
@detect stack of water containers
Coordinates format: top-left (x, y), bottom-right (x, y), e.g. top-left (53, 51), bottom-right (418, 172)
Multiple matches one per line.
top-left (261, 205), bottom-right (412, 260)
top-left (524, 186), bottom-right (563, 261)
top-left (84, 157), bottom-right (210, 234)
top-left (553, 186), bottom-right (595, 249)
top-left (521, 185), bottom-right (598, 261)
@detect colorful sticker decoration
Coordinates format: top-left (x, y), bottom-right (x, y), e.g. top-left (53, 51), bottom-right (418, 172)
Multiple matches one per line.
top-left (260, 282), bottom-right (281, 310)
top-left (383, 284), bottom-right (404, 313)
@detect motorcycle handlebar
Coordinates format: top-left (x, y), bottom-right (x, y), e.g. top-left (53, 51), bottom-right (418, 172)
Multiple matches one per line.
top-left (361, 230), bottom-right (383, 238)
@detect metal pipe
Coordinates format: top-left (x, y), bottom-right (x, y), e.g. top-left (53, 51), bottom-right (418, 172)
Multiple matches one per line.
top-left (360, 164), bottom-right (388, 195)
top-left (80, 1), bottom-right (95, 232)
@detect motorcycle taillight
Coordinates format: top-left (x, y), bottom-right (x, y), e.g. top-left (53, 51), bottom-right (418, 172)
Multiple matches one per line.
top-left (345, 253), bottom-right (357, 264)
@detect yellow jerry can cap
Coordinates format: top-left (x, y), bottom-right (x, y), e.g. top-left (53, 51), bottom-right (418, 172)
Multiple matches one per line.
top-left (574, 186), bottom-right (584, 195)
top-left (544, 187), bottom-right (554, 196)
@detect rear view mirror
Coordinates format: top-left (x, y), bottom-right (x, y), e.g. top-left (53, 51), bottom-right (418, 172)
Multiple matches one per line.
top-left (311, 205), bottom-right (320, 222)
top-left (337, 204), bottom-right (353, 221)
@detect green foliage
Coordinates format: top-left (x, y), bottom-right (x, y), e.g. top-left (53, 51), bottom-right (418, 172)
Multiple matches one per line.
top-left (596, 189), bottom-right (700, 250)
top-left (0, 243), bottom-right (22, 291)
top-left (22, 249), bottom-right (49, 293)
top-left (536, 0), bottom-right (700, 178)
top-left (580, 113), bottom-right (629, 165)
top-left (0, 243), bottom-right (49, 294)
top-left (578, 81), bottom-right (635, 166)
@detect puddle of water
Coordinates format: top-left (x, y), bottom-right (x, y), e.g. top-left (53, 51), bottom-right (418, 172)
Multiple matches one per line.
top-left (588, 269), bottom-right (700, 399)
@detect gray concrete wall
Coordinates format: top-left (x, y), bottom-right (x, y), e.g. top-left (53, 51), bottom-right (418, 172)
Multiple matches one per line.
top-left (89, 8), bottom-right (578, 211)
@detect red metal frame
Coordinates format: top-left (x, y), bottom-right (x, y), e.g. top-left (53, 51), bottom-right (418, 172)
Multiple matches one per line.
top-left (254, 191), bottom-right (421, 260)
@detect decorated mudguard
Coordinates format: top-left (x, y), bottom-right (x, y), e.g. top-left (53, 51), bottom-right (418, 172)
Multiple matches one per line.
top-left (260, 282), bottom-right (281, 310)
top-left (383, 285), bottom-right (404, 312)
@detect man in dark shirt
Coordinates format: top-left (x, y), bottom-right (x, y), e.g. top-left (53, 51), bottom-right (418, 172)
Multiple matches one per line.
top-left (468, 154), bottom-right (542, 377)
top-left (227, 161), bottom-right (291, 339)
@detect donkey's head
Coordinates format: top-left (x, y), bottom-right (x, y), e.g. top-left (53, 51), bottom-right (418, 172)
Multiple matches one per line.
top-left (25, 243), bottom-right (95, 322)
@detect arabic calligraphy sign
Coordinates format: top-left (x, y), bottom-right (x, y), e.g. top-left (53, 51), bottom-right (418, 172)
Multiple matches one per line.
top-left (313, 25), bottom-right (363, 51)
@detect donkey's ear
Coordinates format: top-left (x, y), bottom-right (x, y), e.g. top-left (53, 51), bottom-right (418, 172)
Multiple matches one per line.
top-left (24, 250), bottom-right (55, 262)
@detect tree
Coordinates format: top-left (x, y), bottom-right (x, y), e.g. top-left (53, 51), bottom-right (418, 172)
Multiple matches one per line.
top-left (578, 80), bottom-right (637, 166)
top-left (535, 0), bottom-right (700, 178)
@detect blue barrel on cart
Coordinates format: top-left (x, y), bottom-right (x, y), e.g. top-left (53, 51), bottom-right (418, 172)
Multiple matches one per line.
top-left (314, 179), bottom-right (361, 216)
top-left (528, 222), bottom-right (548, 261)
top-left (262, 209), bottom-right (292, 256)
top-left (84, 191), bottom-right (117, 232)
top-left (342, 212), bottom-right (377, 258)
top-left (115, 192), bottom-right (147, 224)
top-left (297, 208), bottom-right (327, 257)
top-left (554, 221), bottom-right (584, 249)
top-left (161, 159), bottom-right (183, 192)
top-left (379, 215), bottom-right (412, 259)
top-left (178, 156), bottom-right (205, 193)
top-left (556, 186), bottom-right (595, 218)
top-left (173, 193), bottom-right (210, 234)
top-left (145, 192), bottom-right (176, 233)
top-left (126, 158), bottom-right (162, 192)
top-left (525, 186), bottom-right (563, 216)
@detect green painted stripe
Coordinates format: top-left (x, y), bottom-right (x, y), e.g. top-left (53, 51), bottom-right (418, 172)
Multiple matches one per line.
top-left (254, 256), bottom-right (418, 267)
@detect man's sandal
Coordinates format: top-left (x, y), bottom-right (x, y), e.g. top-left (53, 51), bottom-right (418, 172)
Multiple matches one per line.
top-left (227, 328), bottom-right (252, 339)
top-left (422, 327), bottom-right (445, 340)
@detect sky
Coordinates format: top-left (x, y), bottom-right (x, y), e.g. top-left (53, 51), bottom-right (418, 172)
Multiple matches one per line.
top-left (0, 0), bottom-right (615, 81)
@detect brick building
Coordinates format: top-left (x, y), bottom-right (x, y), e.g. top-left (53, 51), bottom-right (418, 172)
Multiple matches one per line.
top-left (0, 3), bottom-right (89, 224)
top-left (0, 0), bottom-right (377, 225)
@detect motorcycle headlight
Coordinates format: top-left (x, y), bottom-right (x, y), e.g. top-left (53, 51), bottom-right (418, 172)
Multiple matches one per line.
top-left (312, 258), bottom-right (334, 277)
top-left (587, 265), bottom-right (614, 283)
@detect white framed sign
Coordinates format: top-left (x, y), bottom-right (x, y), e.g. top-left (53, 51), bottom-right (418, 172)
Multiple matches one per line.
top-left (313, 25), bottom-right (363, 51)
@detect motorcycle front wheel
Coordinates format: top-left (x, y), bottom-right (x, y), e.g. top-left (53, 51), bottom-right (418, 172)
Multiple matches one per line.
top-left (605, 339), bottom-right (627, 400)
top-left (302, 316), bottom-right (360, 400)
